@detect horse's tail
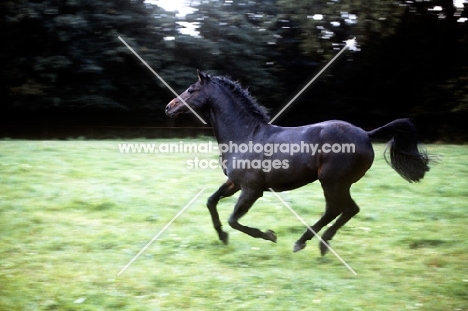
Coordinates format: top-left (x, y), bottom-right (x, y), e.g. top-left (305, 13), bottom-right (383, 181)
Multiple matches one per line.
top-left (367, 118), bottom-right (430, 183)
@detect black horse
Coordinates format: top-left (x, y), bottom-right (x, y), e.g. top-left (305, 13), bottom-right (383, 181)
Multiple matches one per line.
top-left (165, 70), bottom-right (430, 254)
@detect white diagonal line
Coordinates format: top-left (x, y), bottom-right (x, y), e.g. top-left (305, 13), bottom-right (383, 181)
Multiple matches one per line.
top-left (269, 188), bottom-right (357, 275)
top-left (117, 188), bottom-right (206, 276)
top-left (118, 36), bottom-right (207, 125)
top-left (269, 38), bottom-right (357, 124)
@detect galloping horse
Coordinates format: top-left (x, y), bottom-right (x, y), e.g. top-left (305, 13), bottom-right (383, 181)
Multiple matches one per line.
top-left (165, 70), bottom-right (430, 254)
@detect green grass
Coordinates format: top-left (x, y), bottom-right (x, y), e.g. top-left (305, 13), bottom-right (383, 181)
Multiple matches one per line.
top-left (1, 139), bottom-right (467, 310)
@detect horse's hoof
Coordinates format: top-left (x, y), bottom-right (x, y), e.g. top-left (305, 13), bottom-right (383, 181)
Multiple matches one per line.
top-left (219, 231), bottom-right (229, 245)
top-left (265, 229), bottom-right (277, 243)
top-left (293, 241), bottom-right (306, 252)
top-left (320, 240), bottom-right (330, 256)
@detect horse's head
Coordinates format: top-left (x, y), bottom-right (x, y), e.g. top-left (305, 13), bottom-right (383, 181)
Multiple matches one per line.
top-left (165, 70), bottom-right (211, 118)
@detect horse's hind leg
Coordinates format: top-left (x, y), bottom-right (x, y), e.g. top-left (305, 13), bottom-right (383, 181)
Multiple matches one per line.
top-left (293, 203), bottom-right (342, 253)
top-left (319, 196), bottom-right (359, 255)
top-left (294, 183), bottom-right (356, 254)
top-left (228, 189), bottom-right (277, 243)
top-left (207, 179), bottom-right (240, 244)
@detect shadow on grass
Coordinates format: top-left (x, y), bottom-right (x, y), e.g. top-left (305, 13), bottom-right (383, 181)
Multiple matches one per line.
top-left (406, 239), bottom-right (455, 249)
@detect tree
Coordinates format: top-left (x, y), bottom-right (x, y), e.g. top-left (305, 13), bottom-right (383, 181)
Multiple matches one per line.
top-left (184, 0), bottom-right (284, 109)
top-left (1, 0), bottom-right (466, 140)
top-left (0, 0), bottom-right (180, 125)
top-left (273, 0), bottom-right (468, 140)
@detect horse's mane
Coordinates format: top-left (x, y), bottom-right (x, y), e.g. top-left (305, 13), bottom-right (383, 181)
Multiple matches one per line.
top-left (210, 74), bottom-right (270, 123)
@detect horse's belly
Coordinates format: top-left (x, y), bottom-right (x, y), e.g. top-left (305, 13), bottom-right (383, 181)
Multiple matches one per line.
top-left (267, 179), bottom-right (315, 192)
top-left (264, 163), bottom-right (318, 191)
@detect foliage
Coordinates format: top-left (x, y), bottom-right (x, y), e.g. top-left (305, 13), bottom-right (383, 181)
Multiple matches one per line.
top-left (0, 0), bottom-right (467, 139)
top-left (273, 0), bottom-right (468, 139)
top-left (0, 0), bottom-right (180, 121)
top-left (184, 0), bottom-right (283, 108)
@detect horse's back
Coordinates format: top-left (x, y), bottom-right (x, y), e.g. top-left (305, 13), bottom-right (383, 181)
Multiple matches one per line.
top-left (315, 120), bottom-right (371, 145)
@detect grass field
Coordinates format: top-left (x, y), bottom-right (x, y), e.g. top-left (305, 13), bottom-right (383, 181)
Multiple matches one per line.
top-left (1, 139), bottom-right (467, 310)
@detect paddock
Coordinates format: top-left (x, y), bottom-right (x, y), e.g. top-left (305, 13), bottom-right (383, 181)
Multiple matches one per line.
top-left (1, 140), bottom-right (467, 310)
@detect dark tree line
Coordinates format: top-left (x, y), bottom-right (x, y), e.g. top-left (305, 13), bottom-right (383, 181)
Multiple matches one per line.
top-left (1, 0), bottom-right (467, 140)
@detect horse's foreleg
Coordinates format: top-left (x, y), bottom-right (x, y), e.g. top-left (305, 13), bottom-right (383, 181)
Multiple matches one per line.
top-left (207, 179), bottom-right (240, 244)
top-left (227, 190), bottom-right (277, 243)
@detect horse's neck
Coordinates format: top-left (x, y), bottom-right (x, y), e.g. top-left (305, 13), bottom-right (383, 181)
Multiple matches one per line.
top-left (206, 95), bottom-right (266, 144)
top-left (211, 118), bottom-right (265, 144)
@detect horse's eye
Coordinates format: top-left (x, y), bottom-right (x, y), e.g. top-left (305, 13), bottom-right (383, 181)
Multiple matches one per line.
top-left (188, 89), bottom-right (194, 94)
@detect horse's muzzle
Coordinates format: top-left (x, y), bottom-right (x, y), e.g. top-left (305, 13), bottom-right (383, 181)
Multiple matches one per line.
top-left (165, 99), bottom-right (181, 118)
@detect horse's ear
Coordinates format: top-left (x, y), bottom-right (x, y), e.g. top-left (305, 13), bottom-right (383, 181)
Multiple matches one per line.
top-left (197, 69), bottom-right (209, 85)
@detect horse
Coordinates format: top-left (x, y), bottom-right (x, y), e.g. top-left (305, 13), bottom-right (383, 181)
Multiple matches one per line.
top-left (165, 70), bottom-right (430, 255)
